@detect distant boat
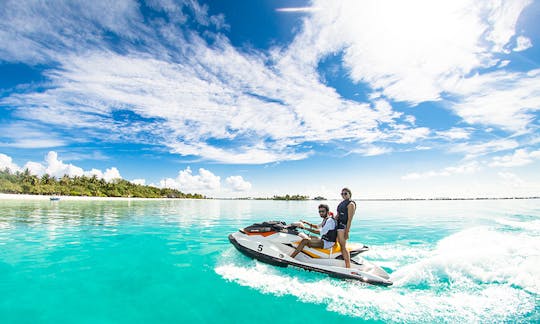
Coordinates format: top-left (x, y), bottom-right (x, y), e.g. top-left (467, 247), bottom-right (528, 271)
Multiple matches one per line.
top-left (50, 196), bottom-right (60, 201)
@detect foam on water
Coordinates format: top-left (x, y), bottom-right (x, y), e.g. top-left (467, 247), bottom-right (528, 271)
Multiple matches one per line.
top-left (392, 226), bottom-right (540, 294)
top-left (495, 218), bottom-right (540, 232)
top-left (216, 224), bottom-right (539, 322)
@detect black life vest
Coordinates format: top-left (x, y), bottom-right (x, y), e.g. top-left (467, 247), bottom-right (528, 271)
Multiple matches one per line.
top-left (321, 217), bottom-right (337, 242)
top-left (337, 199), bottom-right (355, 225)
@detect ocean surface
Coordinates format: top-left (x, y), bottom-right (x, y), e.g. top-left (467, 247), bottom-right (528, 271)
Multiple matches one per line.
top-left (0, 198), bottom-right (538, 323)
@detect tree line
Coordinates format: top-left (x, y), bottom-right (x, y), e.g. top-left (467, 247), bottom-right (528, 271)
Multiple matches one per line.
top-left (271, 194), bottom-right (309, 200)
top-left (0, 169), bottom-right (205, 199)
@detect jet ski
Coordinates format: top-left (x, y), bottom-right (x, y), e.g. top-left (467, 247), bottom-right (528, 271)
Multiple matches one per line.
top-left (228, 220), bottom-right (392, 286)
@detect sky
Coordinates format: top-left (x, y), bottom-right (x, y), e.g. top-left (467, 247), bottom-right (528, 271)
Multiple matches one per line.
top-left (1, 0), bottom-right (540, 199)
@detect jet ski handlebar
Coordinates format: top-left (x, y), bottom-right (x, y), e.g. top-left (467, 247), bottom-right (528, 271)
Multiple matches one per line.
top-left (290, 221), bottom-right (305, 229)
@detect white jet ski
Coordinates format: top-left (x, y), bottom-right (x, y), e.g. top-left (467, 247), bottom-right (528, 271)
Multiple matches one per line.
top-left (228, 220), bottom-right (392, 286)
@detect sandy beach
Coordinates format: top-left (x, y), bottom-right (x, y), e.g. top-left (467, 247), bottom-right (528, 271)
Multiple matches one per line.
top-left (0, 193), bottom-right (175, 201)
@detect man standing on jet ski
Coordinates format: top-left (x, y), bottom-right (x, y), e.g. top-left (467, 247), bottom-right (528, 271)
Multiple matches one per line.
top-left (290, 204), bottom-right (337, 258)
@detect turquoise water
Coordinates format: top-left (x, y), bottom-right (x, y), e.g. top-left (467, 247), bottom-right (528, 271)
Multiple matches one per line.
top-left (0, 199), bottom-right (538, 323)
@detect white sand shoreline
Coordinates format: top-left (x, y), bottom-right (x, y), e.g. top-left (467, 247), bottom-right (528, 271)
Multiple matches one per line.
top-left (0, 193), bottom-right (182, 201)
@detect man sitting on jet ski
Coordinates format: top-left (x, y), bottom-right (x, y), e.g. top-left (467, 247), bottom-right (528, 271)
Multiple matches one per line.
top-left (290, 204), bottom-right (338, 258)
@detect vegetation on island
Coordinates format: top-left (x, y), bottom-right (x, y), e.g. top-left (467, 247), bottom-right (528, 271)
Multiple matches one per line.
top-left (0, 169), bottom-right (205, 199)
top-left (234, 195), bottom-right (310, 200)
top-left (271, 194), bottom-right (309, 200)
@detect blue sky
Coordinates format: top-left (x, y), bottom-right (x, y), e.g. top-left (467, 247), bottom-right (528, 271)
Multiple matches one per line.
top-left (1, 0), bottom-right (540, 199)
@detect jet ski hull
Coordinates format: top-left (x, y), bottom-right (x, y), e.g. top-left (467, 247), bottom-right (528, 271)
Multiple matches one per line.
top-left (229, 234), bottom-right (288, 267)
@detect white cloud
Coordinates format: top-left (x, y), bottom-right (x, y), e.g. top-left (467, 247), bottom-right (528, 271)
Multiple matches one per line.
top-left (0, 123), bottom-right (66, 149)
top-left (35, 151), bottom-right (85, 178)
top-left (158, 167), bottom-right (255, 195)
top-left (498, 172), bottom-right (525, 187)
top-left (513, 36), bottom-right (533, 52)
top-left (451, 139), bottom-right (519, 158)
top-left (160, 166), bottom-right (221, 192)
top-left (131, 178), bottom-right (146, 185)
top-left (103, 167), bottom-right (122, 182)
top-left (0, 0), bottom-right (146, 64)
top-left (436, 128), bottom-right (472, 140)
top-left (353, 145), bottom-right (392, 157)
top-left (401, 161), bottom-right (481, 180)
top-left (0, 151), bottom-right (122, 182)
top-left (448, 69), bottom-right (540, 133)
top-left (0, 0), bottom-right (537, 167)
top-left (225, 176), bottom-right (252, 192)
top-left (489, 149), bottom-right (540, 167)
top-left (84, 168), bottom-right (104, 178)
top-left (24, 161), bottom-right (46, 176)
top-left (1, 42), bottom-right (418, 164)
top-left (394, 127), bottom-right (431, 144)
top-left (282, 0), bottom-right (539, 135)
top-left (486, 0), bottom-right (533, 52)
top-left (0, 1), bottom-right (438, 165)
top-left (498, 60), bottom-right (511, 68)
top-left (276, 7), bottom-right (320, 13)
top-left (168, 141), bottom-right (310, 165)
top-left (0, 153), bottom-right (22, 172)
top-left (287, 0), bottom-right (531, 104)
top-left (1, 139), bottom-right (66, 149)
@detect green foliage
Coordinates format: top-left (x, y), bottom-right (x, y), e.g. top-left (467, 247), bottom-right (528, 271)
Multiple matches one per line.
top-left (0, 169), bottom-right (205, 199)
top-left (272, 194), bottom-right (309, 200)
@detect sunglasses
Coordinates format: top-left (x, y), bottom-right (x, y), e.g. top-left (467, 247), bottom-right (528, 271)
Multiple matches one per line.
top-left (318, 210), bottom-right (326, 213)
top-left (341, 192), bottom-right (349, 196)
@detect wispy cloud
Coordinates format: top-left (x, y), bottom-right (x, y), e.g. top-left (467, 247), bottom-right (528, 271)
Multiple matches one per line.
top-left (0, 123), bottom-right (66, 148)
top-left (0, 2), bottom-right (425, 164)
top-left (1, 139), bottom-right (66, 149)
top-left (401, 161), bottom-right (481, 180)
top-left (352, 145), bottom-right (392, 157)
top-left (489, 149), bottom-right (540, 167)
top-left (436, 128), bottom-right (473, 140)
top-left (448, 69), bottom-right (540, 133)
top-left (450, 139), bottom-right (520, 158)
top-left (275, 7), bottom-right (320, 13)
top-left (497, 172), bottom-right (525, 187)
top-left (285, 0), bottom-right (530, 103)
top-left (514, 36), bottom-right (533, 52)
top-left (283, 0), bottom-right (537, 132)
top-left (0, 0), bottom-right (537, 166)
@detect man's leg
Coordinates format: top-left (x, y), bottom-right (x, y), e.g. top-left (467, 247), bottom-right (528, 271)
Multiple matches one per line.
top-left (306, 238), bottom-right (324, 248)
top-left (291, 238), bottom-right (309, 258)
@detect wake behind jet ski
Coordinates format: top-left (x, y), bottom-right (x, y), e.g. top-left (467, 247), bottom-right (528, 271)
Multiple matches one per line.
top-left (228, 220), bottom-right (392, 286)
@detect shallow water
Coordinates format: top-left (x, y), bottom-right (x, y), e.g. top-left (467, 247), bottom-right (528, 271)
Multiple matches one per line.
top-left (0, 199), bottom-right (538, 323)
